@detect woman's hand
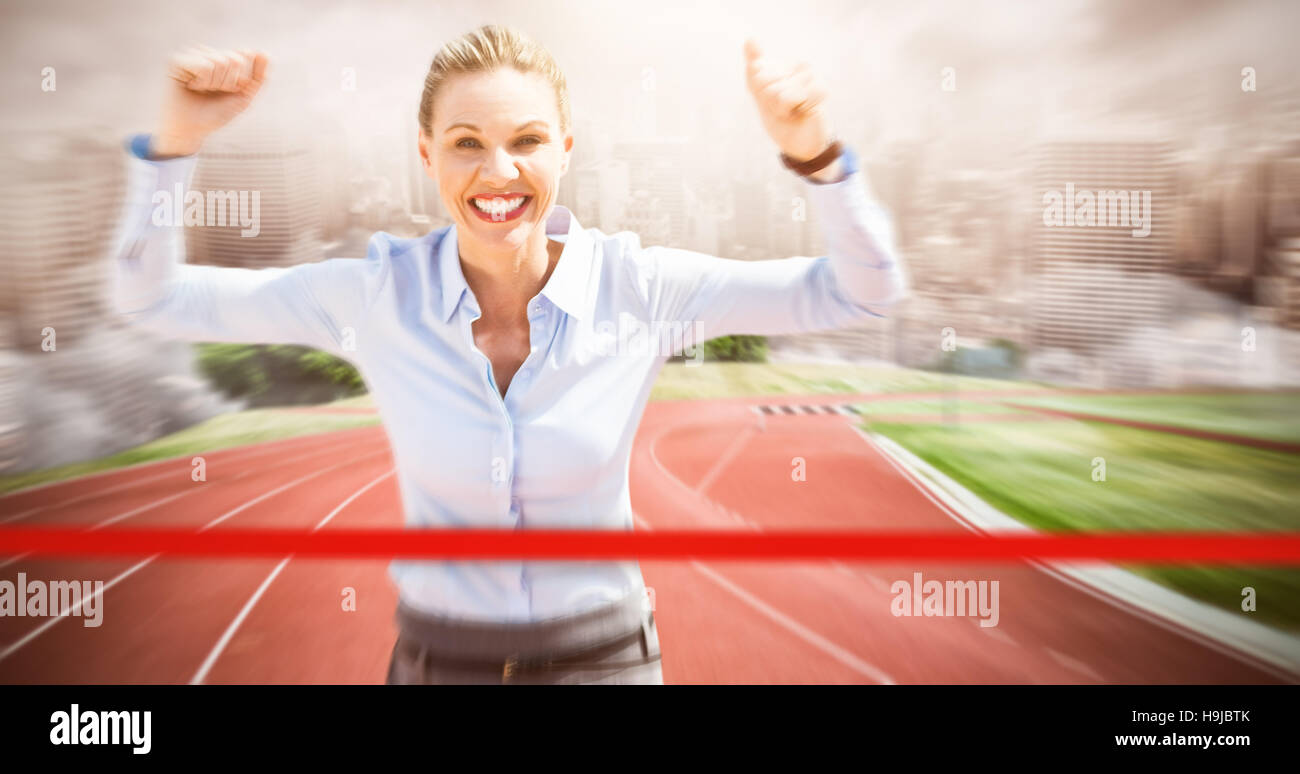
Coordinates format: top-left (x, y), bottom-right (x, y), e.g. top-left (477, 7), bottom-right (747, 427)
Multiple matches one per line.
top-left (151, 46), bottom-right (269, 158)
top-left (743, 38), bottom-right (834, 166)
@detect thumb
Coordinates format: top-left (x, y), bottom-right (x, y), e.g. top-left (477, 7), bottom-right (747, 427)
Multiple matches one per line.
top-left (743, 37), bottom-right (762, 63)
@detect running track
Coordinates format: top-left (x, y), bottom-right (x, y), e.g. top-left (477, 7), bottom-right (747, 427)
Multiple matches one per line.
top-left (0, 398), bottom-right (1291, 684)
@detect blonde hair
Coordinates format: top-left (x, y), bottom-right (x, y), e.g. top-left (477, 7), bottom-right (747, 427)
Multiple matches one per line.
top-left (418, 24), bottom-right (571, 136)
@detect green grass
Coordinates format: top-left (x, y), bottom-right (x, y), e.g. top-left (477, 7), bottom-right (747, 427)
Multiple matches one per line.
top-left (6, 364), bottom-right (1031, 493)
top-left (849, 398), bottom-right (1030, 417)
top-left (869, 418), bottom-right (1300, 632)
top-left (649, 362), bottom-right (1041, 401)
top-left (326, 393), bottom-right (376, 409)
top-left (0, 405), bottom-right (381, 495)
top-left (1007, 392), bottom-right (1300, 443)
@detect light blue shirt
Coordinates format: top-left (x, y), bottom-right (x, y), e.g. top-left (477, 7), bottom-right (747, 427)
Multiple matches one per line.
top-left (111, 134), bottom-right (908, 622)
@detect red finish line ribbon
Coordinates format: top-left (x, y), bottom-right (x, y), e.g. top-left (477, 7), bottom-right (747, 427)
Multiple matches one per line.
top-left (1, 528), bottom-right (1299, 563)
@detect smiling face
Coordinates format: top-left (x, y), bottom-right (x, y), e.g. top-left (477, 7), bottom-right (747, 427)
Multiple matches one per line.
top-left (419, 67), bottom-right (573, 255)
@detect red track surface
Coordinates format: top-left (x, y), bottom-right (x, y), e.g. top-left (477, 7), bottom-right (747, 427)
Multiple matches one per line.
top-left (0, 400), bottom-right (1290, 684)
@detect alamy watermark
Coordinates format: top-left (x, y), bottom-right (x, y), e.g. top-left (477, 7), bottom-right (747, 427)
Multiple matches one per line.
top-left (890, 571), bottom-right (999, 627)
top-left (50, 704), bottom-right (150, 754)
top-left (1042, 183), bottom-right (1152, 238)
top-left (151, 182), bottom-right (261, 237)
top-left (593, 313), bottom-right (706, 365)
top-left (0, 573), bottom-right (104, 627)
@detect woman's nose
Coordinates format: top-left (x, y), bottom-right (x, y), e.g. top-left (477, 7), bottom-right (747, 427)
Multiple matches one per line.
top-left (480, 146), bottom-right (520, 185)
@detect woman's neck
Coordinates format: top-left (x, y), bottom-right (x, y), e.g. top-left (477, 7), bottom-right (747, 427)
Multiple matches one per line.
top-left (459, 229), bottom-right (561, 323)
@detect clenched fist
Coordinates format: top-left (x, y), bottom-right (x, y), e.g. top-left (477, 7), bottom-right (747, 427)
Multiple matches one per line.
top-left (151, 46), bottom-right (269, 158)
top-left (743, 38), bottom-right (837, 177)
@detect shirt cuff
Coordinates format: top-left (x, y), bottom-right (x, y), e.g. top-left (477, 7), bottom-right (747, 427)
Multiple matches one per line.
top-left (128, 133), bottom-right (154, 160)
top-left (804, 144), bottom-right (860, 186)
top-left (120, 133), bottom-right (200, 237)
top-left (802, 144), bottom-right (896, 269)
top-left (126, 132), bottom-right (200, 162)
top-left (837, 144), bottom-right (861, 177)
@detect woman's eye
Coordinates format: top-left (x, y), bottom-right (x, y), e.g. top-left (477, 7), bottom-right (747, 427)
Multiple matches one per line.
top-left (455, 137), bottom-right (539, 149)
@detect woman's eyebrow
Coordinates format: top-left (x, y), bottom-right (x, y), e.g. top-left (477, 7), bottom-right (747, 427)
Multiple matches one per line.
top-left (445, 119), bottom-right (548, 133)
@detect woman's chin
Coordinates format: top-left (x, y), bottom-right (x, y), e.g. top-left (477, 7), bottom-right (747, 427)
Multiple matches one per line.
top-left (462, 216), bottom-right (534, 245)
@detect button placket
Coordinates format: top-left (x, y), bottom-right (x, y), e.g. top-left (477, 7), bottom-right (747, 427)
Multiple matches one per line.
top-left (462, 300), bottom-right (516, 509)
top-left (518, 298), bottom-right (548, 383)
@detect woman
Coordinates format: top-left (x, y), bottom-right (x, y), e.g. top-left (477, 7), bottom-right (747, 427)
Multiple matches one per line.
top-left (112, 25), bottom-right (908, 684)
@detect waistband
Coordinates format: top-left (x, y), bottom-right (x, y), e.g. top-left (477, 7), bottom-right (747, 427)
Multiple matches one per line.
top-left (394, 593), bottom-right (647, 663)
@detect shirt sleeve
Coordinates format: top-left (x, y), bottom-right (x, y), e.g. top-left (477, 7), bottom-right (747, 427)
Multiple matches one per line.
top-left (623, 145), bottom-right (908, 343)
top-left (109, 133), bottom-right (388, 359)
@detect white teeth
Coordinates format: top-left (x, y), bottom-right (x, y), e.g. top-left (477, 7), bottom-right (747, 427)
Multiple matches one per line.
top-left (471, 196), bottom-right (526, 214)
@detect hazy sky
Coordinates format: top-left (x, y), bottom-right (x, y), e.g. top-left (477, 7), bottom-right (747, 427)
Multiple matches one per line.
top-left (3, 0), bottom-right (1297, 163)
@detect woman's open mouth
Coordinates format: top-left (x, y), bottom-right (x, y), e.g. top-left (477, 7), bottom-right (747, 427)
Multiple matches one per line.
top-left (468, 193), bottom-right (532, 223)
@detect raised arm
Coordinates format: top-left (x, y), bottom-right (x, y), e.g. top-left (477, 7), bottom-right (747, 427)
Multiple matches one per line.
top-left (623, 38), bottom-right (908, 341)
top-left (109, 47), bottom-right (384, 358)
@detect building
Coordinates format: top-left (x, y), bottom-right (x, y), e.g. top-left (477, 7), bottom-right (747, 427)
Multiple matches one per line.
top-left (1030, 139), bottom-right (1178, 387)
top-left (0, 132), bottom-right (123, 352)
top-left (613, 139), bottom-right (689, 247)
top-left (572, 159), bottom-right (630, 236)
top-left (186, 123), bottom-right (325, 269)
top-left (0, 130), bottom-right (230, 473)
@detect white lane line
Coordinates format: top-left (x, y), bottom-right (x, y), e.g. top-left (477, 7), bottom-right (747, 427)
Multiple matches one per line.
top-left (856, 427), bottom-right (1300, 683)
top-left (641, 419), bottom-right (895, 680)
top-left (0, 489), bottom-right (197, 571)
top-left (632, 513), bottom-right (894, 685)
top-left (690, 561), bottom-right (896, 685)
top-left (189, 469), bottom-right (395, 685)
top-left (92, 442), bottom-right (357, 533)
top-left (1046, 647), bottom-right (1105, 682)
top-left (854, 565), bottom-right (893, 594)
top-left (312, 470), bottom-right (394, 531)
top-left (0, 430), bottom-right (367, 525)
top-left (831, 561), bottom-right (891, 593)
top-left (0, 557), bottom-right (155, 661)
top-left (0, 441), bottom-right (385, 569)
top-left (188, 556), bottom-right (292, 686)
top-left (1, 468), bottom-right (181, 525)
top-left (642, 420), bottom-right (898, 679)
top-left (0, 447), bottom-right (388, 663)
top-left (0, 424), bottom-right (378, 500)
top-left (197, 449), bottom-right (387, 532)
top-left (850, 428), bottom-right (984, 538)
top-left (87, 489), bottom-right (195, 531)
top-left (693, 426), bottom-right (756, 496)
top-left (651, 420), bottom-right (882, 597)
top-left (972, 617), bottom-right (1018, 647)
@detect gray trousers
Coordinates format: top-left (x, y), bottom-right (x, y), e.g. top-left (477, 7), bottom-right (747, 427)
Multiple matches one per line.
top-left (386, 594), bottom-right (663, 685)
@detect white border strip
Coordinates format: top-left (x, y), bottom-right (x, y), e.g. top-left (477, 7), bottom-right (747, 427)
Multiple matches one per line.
top-left (859, 427), bottom-right (1300, 682)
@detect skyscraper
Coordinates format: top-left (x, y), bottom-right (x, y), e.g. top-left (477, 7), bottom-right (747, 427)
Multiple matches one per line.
top-left (186, 122), bottom-right (325, 269)
top-left (0, 132), bottom-right (123, 351)
top-left (573, 159), bottom-right (629, 235)
top-left (1030, 139), bottom-right (1177, 386)
top-left (0, 130), bottom-right (228, 473)
top-left (613, 139), bottom-right (689, 248)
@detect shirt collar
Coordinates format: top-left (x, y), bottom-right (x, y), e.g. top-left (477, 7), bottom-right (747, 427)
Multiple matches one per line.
top-left (436, 204), bottom-right (595, 323)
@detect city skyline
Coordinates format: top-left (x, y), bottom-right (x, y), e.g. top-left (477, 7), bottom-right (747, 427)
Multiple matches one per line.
top-left (3, 0), bottom-right (1300, 472)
